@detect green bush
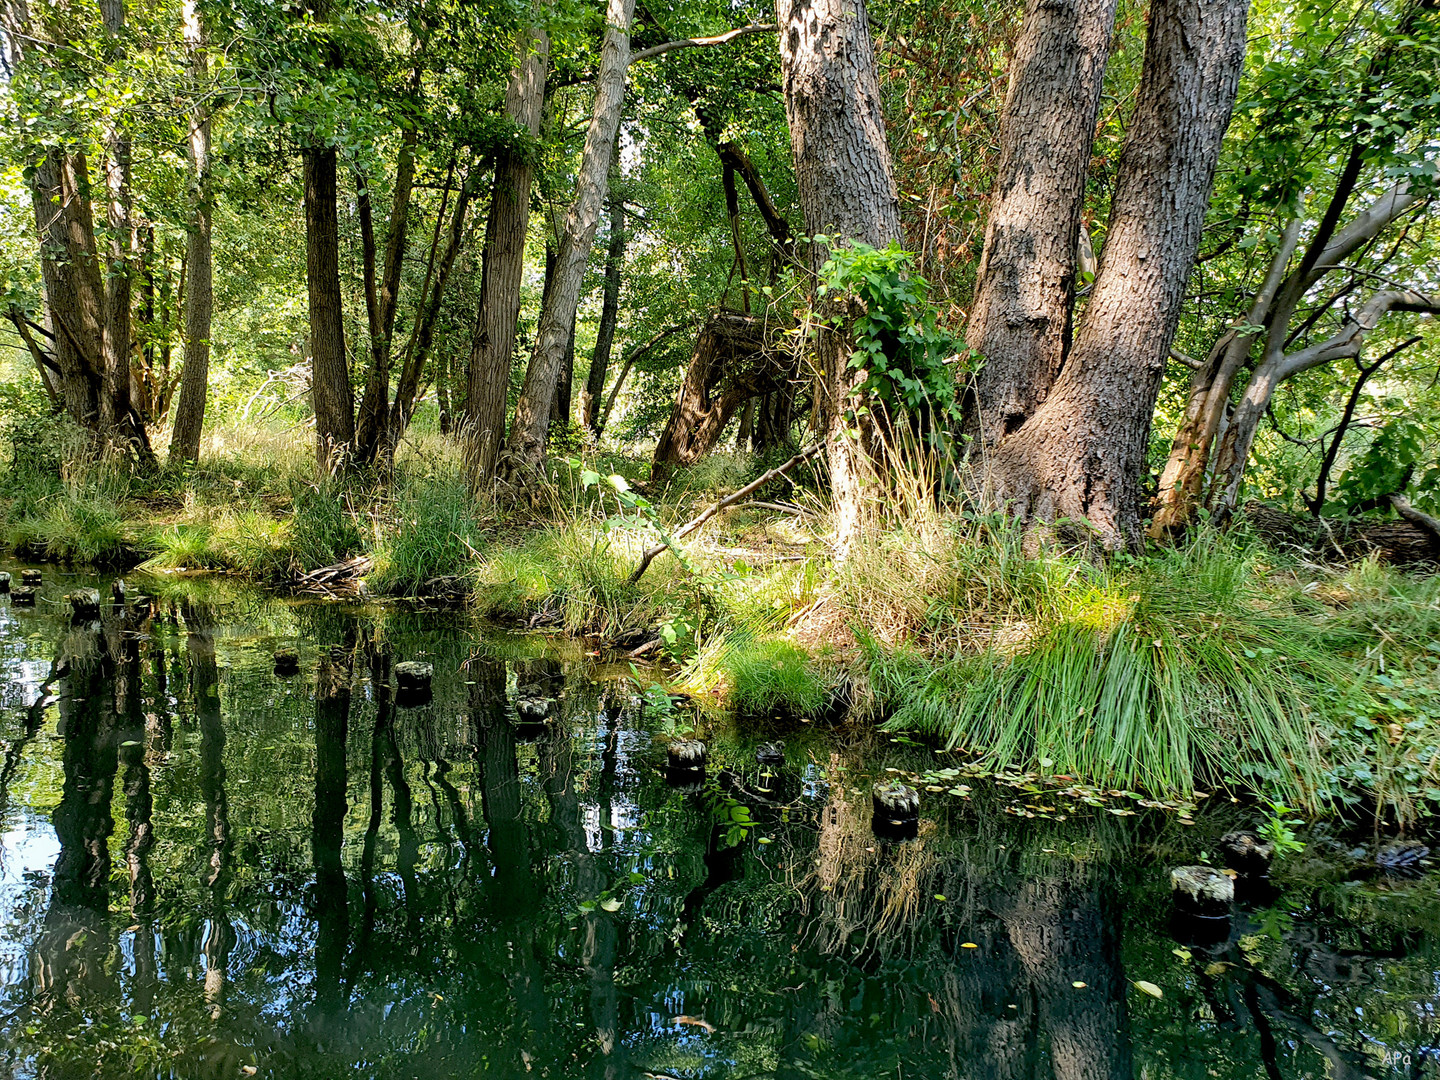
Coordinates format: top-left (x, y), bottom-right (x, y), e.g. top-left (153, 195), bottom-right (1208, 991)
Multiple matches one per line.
top-left (728, 636), bottom-right (832, 718)
top-left (368, 473), bottom-right (485, 595)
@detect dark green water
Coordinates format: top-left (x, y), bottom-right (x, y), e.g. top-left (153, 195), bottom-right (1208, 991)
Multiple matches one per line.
top-left (0, 562), bottom-right (1437, 1079)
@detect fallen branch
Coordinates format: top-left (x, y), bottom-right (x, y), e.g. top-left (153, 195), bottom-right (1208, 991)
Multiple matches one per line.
top-left (628, 443), bottom-right (822, 585)
top-left (1389, 493), bottom-right (1440, 545)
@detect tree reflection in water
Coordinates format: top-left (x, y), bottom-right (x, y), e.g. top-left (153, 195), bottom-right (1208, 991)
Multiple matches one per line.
top-left (0, 584), bottom-right (1437, 1078)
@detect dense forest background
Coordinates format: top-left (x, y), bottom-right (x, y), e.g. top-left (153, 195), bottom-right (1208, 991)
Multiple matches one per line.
top-left (1, 0), bottom-right (1439, 810)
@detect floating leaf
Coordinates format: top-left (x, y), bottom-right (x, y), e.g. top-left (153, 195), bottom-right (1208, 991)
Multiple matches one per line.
top-left (960, 942), bottom-right (978, 949)
top-left (599, 897), bottom-right (622, 913)
top-left (1134, 981), bottom-right (1163, 999)
top-left (1172, 947), bottom-right (1192, 961)
top-left (1072, 981), bottom-right (1088, 989)
top-left (933, 893), bottom-right (947, 901)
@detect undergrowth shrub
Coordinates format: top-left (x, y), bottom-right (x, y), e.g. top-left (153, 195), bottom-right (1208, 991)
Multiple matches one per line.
top-left (860, 527), bottom-right (1349, 805)
top-left (369, 474), bottom-right (485, 595)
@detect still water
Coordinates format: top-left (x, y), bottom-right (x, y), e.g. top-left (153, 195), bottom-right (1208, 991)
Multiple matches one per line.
top-left (0, 561), bottom-right (1436, 1079)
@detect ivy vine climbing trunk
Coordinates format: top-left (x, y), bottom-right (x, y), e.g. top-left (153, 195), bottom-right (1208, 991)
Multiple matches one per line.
top-left (464, 25), bottom-right (550, 481)
top-left (985, 0), bottom-right (1249, 550)
top-left (963, 0), bottom-right (1118, 449)
top-left (169, 0), bottom-right (213, 465)
top-left (500, 0), bottom-right (633, 479)
top-left (777, 0), bottom-right (904, 555)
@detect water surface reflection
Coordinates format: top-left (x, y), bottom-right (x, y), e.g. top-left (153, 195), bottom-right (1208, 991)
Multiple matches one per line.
top-left (0, 567), bottom-right (1435, 1078)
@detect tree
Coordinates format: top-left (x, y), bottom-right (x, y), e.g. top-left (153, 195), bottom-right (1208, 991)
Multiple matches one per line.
top-left (169, 0), bottom-right (214, 465)
top-left (984, 0), bottom-right (1250, 550)
top-left (963, 0), bottom-right (1119, 449)
top-left (1150, 0), bottom-right (1440, 532)
top-left (582, 190), bottom-right (625, 433)
top-left (463, 23), bottom-right (549, 479)
top-left (776, 0), bottom-right (904, 554)
top-left (500, 0), bottom-right (636, 478)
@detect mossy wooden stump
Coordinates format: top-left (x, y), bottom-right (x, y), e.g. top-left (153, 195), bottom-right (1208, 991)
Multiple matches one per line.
top-left (20, 570), bottom-right (41, 587)
top-left (11, 587), bottom-right (37, 606)
top-left (0, 573), bottom-right (10, 593)
top-left (68, 589), bottom-right (101, 620)
top-left (111, 579), bottom-right (126, 605)
top-left (873, 782), bottom-right (920, 840)
top-left (1170, 866), bottom-right (1233, 917)
top-left (395, 661), bottom-right (434, 707)
top-left (665, 740), bottom-right (707, 790)
top-left (1219, 831), bottom-right (1274, 878)
top-left (755, 742), bottom-right (785, 767)
top-left (273, 650), bottom-right (300, 677)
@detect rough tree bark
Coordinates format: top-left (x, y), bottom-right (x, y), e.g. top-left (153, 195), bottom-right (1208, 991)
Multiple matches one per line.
top-left (777, 0), bottom-right (904, 554)
top-left (464, 25), bottom-right (549, 480)
top-left (583, 192), bottom-right (626, 432)
top-left (986, 0), bottom-right (1250, 550)
top-left (305, 145), bottom-right (355, 469)
top-left (169, 0), bottom-right (213, 465)
top-left (964, 0), bottom-right (1119, 449)
top-left (500, 0), bottom-right (634, 477)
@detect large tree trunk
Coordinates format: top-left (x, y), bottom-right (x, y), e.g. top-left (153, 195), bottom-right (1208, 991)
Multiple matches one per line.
top-left (651, 313), bottom-right (789, 475)
top-left (304, 146), bottom-right (355, 469)
top-left (169, 0), bottom-right (213, 465)
top-left (29, 150), bottom-right (105, 425)
top-left (500, 0), bottom-right (634, 477)
top-left (963, 0), bottom-right (1119, 449)
top-left (777, 0), bottom-right (904, 554)
top-left (986, 0), bottom-right (1249, 550)
top-left (463, 27), bottom-right (550, 480)
top-left (99, 0), bottom-right (139, 450)
top-left (582, 193), bottom-right (625, 432)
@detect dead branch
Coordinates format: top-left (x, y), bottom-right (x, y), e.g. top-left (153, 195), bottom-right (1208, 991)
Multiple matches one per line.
top-left (628, 443), bottom-right (822, 585)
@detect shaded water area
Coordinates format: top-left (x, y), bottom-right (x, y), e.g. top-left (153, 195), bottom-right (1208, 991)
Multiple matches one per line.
top-left (0, 562), bottom-right (1438, 1079)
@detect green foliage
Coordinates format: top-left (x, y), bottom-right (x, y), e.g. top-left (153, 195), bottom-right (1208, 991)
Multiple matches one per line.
top-left (816, 241), bottom-right (966, 437)
top-left (1335, 417), bottom-right (1440, 516)
top-left (863, 528), bottom-right (1347, 804)
top-left (1259, 798), bottom-right (1306, 857)
top-left (368, 473), bottom-right (485, 596)
top-left (286, 477), bottom-right (364, 574)
top-left (727, 636), bottom-right (831, 718)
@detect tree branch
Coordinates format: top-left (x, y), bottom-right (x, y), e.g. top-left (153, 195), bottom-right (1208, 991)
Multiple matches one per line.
top-left (631, 23), bottom-right (777, 62)
top-left (628, 442), bottom-right (821, 584)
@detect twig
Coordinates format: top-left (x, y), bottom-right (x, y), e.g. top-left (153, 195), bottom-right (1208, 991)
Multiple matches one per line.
top-left (627, 443), bottom-right (822, 585)
top-left (734, 500), bottom-right (813, 516)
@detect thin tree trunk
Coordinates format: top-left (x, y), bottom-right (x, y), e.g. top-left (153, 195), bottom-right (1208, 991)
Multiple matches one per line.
top-left (305, 145), bottom-right (355, 469)
top-left (100, 0), bottom-right (137, 447)
top-left (1208, 288), bottom-right (1440, 518)
top-left (1148, 220), bottom-right (1303, 535)
top-left (964, 0), bottom-right (1119, 449)
top-left (384, 171), bottom-right (475, 460)
top-left (583, 192), bottom-right (625, 432)
top-left (463, 26), bottom-right (549, 480)
top-left (169, 0), bottom-right (213, 465)
top-left (353, 108), bottom-right (419, 467)
top-left (777, 0), bottom-right (903, 555)
top-left (721, 161), bottom-right (750, 312)
top-left (986, 0), bottom-right (1249, 550)
top-left (501, 0), bottom-right (634, 478)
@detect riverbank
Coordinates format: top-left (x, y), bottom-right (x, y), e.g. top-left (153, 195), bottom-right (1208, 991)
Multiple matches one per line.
top-left (4, 420), bottom-right (1439, 822)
